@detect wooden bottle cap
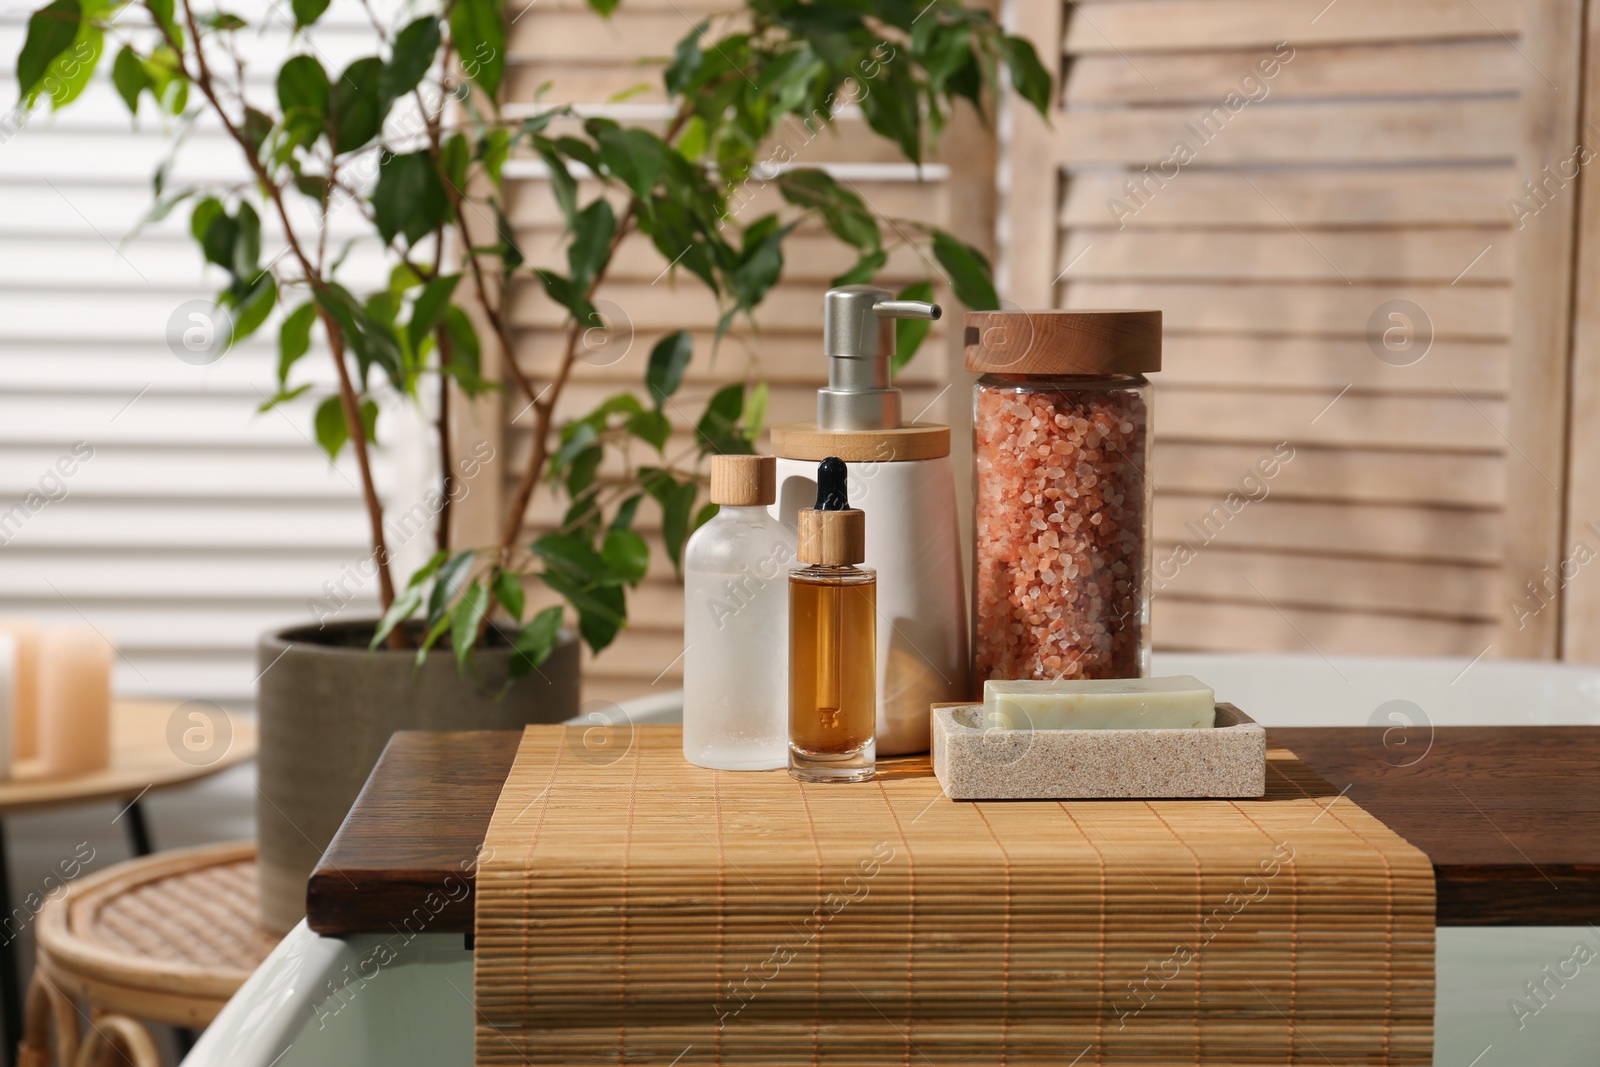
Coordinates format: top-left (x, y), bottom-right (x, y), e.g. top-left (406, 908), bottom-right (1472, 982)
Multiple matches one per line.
top-left (709, 455), bottom-right (776, 506)
top-left (797, 509), bottom-right (865, 566)
top-left (964, 310), bottom-right (1162, 375)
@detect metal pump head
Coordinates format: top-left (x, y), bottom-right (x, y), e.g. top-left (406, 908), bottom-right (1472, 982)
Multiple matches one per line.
top-left (819, 285), bottom-right (942, 431)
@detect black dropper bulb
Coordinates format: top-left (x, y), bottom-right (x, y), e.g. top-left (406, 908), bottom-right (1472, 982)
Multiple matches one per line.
top-left (815, 456), bottom-right (849, 511)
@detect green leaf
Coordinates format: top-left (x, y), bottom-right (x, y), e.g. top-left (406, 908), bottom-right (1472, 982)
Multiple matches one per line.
top-left (1001, 35), bottom-right (1053, 117)
top-left (226, 272), bottom-right (276, 343)
top-left (192, 199), bottom-right (236, 270)
top-left (407, 550), bottom-right (451, 589)
top-left (741, 380), bottom-right (769, 440)
top-left (441, 306), bottom-right (490, 395)
top-left (565, 445), bottom-right (602, 498)
top-left (111, 45), bottom-right (149, 114)
top-left (532, 269), bottom-right (598, 329)
top-left (694, 382), bottom-right (753, 457)
top-left (586, 0), bottom-right (619, 15)
top-left (276, 53), bottom-right (329, 117)
top-left (369, 584), bottom-right (422, 650)
top-left (645, 330), bottom-right (692, 408)
top-left (491, 568), bottom-right (525, 621)
top-left (242, 106), bottom-right (273, 158)
top-left (539, 569), bottom-right (624, 654)
top-left (384, 16), bottom-right (439, 101)
top-left (312, 395), bottom-right (378, 461)
top-left (449, 580), bottom-right (491, 672)
top-left (692, 501), bottom-right (718, 536)
top-left (313, 395), bottom-right (346, 460)
top-left (232, 201), bottom-right (261, 278)
top-left (591, 122), bottom-right (663, 203)
top-left (330, 56), bottom-right (386, 153)
top-left (480, 127), bottom-right (511, 188)
top-left (658, 478), bottom-right (698, 573)
top-left (533, 140), bottom-right (577, 226)
top-left (932, 230), bottom-right (999, 310)
top-left (407, 273), bottom-right (460, 355)
top-left (610, 493), bottom-right (643, 533)
top-left (531, 531), bottom-right (610, 586)
top-left (601, 528), bottom-right (649, 586)
top-left (567, 198), bottom-right (615, 293)
top-left (440, 131), bottom-right (470, 193)
top-left (203, 11), bottom-right (247, 30)
top-left (255, 383), bottom-right (311, 413)
top-left (664, 20), bottom-right (704, 96)
top-left (450, 0), bottom-right (505, 101)
top-left (777, 169), bottom-right (878, 252)
top-left (374, 150), bottom-right (448, 246)
top-left (314, 283), bottom-right (406, 389)
top-left (291, 0), bottom-right (329, 29)
top-left (627, 409), bottom-right (670, 453)
top-left (831, 248), bottom-right (887, 288)
top-left (427, 550), bottom-right (477, 626)
top-left (892, 281), bottom-right (936, 375)
top-left (16, 0), bottom-right (80, 106)
top-left (509, 605), bottom-right (565, 680)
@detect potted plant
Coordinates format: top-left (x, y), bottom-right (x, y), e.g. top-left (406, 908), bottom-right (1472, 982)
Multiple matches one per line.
top-left (15, 0), bottom-right (1049, 929)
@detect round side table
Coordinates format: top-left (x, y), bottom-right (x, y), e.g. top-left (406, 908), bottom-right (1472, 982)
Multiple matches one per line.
top-left (0, 702), bottom-right (256, 1066)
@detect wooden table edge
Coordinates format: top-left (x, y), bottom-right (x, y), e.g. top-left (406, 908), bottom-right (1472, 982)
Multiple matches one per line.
top-left (305, 726), bottom-right (1600, 935)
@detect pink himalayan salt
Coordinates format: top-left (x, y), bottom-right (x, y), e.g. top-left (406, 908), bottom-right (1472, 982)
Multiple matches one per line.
top-left (973, 382), bottom-right (1147, 682)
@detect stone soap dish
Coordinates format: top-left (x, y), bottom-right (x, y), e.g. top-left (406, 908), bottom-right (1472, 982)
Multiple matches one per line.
top-left (930, 702), bottom-right (1266, 800)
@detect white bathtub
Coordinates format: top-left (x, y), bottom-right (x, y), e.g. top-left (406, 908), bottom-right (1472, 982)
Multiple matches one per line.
top-left (186, 654), bottom-right (1600, 1067)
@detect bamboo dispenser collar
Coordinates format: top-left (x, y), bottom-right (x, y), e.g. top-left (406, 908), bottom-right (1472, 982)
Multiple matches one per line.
top-left (770, 422), bottom-right (949, 462)
top-left (797, 508), bottom-right (865, 565)
top-left (708, 454), bottom-right (776, 506)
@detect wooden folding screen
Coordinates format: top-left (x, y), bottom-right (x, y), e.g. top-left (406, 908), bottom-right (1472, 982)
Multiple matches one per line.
top-left (1007, 0), bottom-right (1583, 660)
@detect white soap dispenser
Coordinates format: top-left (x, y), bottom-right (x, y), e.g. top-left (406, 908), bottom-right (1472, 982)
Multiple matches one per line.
top-left (771, 285), bottom-right (969, 755)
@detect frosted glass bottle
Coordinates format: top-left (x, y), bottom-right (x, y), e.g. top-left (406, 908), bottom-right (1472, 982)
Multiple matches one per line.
top-left (683, 455), bottom-right (794, 770)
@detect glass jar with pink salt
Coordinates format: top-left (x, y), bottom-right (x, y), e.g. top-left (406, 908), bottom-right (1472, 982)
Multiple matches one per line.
top-left (964, 310), bottom-right (1161, 685)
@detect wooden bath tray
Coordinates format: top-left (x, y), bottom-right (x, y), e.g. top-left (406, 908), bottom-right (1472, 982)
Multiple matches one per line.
top-left (308, 725), bottom-right (1600, 933)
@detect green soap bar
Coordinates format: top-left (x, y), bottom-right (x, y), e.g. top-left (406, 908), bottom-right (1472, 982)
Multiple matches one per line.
top-left (981, 676), bottom-right (1216, 731)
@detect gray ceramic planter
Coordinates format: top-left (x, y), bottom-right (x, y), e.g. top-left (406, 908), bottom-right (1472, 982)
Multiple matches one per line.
top-left (255, 619), bottom-right (580, 932)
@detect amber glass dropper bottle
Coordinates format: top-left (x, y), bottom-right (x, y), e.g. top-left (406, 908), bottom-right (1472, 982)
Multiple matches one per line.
top-left (789, 457), bottom-right (877, 783)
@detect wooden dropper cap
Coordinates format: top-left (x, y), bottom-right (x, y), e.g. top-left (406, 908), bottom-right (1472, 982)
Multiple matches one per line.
top-left (709, 455), bottom-right (776, 506)
top-left (797, 457), bottom-right (865, 566)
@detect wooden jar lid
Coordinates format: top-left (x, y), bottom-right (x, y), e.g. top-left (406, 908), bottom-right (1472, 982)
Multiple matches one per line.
top-left (771, 422), bottom-right (949, 462)
top-left (709, 455), bottom-right (776, 506)
top-left (797, 509), bottom-right (865, 565)
top-left (964, 310), bottom-right (1162, 375)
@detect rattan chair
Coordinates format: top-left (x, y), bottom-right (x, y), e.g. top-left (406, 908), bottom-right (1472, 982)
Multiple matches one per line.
top-left (18, 841), bottom-right (277, 1067)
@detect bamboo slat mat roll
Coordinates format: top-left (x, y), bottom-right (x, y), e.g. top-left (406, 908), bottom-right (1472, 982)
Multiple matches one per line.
top-left (476, 725), bottom-right (1435, 1066)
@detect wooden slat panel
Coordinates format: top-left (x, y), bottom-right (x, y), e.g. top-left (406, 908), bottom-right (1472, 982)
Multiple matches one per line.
top-left (1152, 443), bottom-right (1505, 508)
top-left (1060, 281), bottom-right (1511, 339)
top-left (1064, 41), bottom-right (1523, 105)
top-left (1064, 0), bottom-right (1523, 54)
top-left (1157, 388), bottom-right (1506, 452)
top-left (1153, 599), bottom-right (1496, 656)
top-left (1054, 98), bottom-right (1517, 166)
top-left (1152, 496), bottom-right (1503, 563)
top-left (1058, 228), bottom-right (1509, 284)
top-left (1155, 336), bottom-right (1508, 394)
top-left (1060, 168), bottom-right (1511, 228)
top-left (1154, 547), bottom-right (1498, 618)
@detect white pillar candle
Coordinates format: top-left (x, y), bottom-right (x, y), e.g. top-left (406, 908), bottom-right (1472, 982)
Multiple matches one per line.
top-left (0, 635), bottom-right (14, 780)
top-left (0, 621), bottom-right (38, 761)
top-left (37, 627), bottom-right (112, 777)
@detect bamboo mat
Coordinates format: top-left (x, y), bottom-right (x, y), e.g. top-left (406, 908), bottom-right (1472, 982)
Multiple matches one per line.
top-left (475, 725), bottom-right (1434, 1066)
